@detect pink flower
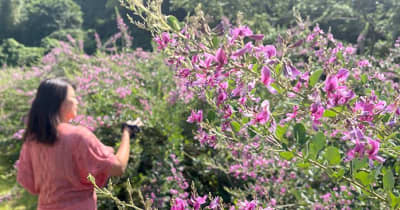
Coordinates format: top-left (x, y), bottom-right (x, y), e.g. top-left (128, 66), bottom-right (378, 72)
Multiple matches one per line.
top-left (283, 64), bottom-right (300, 80)
top-left (154, 32), bottom-right (173, 50)
top-left (261, 66), bottom-right (273, 86)
top-left (250, 100), bottom-right (271, 125)
top-left (310, 103), bottom-right (324, 124)
top-left (219, 81), bottom-right (228, 90)
top-left (232, 42), bottom-right (253, 57)
top-left (231, 26), bottom-right (253, 41)
top-left (367, 139), bottom-right (385, 162)
top-left (261, 66), bottom-right (277, 94)
top-left (344, 46), bottom-right (356, 55)
top-left (215, 48), bottom-right (228, 68)
top-left (13, 129), bottom-right (25, 140)
top-left (345, 142), bottom-right (366, 162)
top-left (115, 87), bottom-right (131, 99)
top-left (190, 195), bottom-right (207, 210)
top-left (171, 198), bottom-right (188, 210)
top-left (358, 59), bottom-right (370, 68)
top-left (178, 68), bottom-right (191, 78)
top-left (248, 34), bottom-right (264, 40)
top-left (217, 91), bottom-right (228, 106)
top-left (199, 53), bottom-right (215, 69)
top-left (239, 200), bottom-right (257, 210)
top-left (337, 69), bottom-right (349, 82)
top-left (257, 45), bottom-right (276, 59)
top-left (208, 197), bottom-right (220, 209)
top-left (281, 105), bottom-right (298, 123)
top-left (320, 193), bottom-right (331, 203)
top-left (324, 75), bottom-right (338, 94)
top-left (223, 105), bottom-right (233, 119)
top-left (187, 110), bottom-right (203, 123)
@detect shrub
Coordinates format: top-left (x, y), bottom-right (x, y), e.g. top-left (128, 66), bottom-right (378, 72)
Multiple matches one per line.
top-left (0, 38), bottom-right (44, 66)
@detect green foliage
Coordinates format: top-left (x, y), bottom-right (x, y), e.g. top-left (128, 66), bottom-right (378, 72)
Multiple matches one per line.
top-left (74, 0), bottom-right (153, 51)
top-left (0, 38), bottom-right (44, 66)
top-left (41, 28), bottom-right (97, 54)
top-left (309, 132), bottom-right (326, 160)
top-left (309, 69), bottom-right (323, 87)
top-left (0, 0), bottom-right (24, 39)
top-left (324, 146), bottom-right (341, 166)
top-left (16, 0), bottom-right (83, 46)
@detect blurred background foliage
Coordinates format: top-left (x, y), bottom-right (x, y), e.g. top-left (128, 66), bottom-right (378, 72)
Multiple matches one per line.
top-left (0, 0), bottom-right (399, 67)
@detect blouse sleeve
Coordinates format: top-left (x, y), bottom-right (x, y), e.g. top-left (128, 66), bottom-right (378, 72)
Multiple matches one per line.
top-left (16, 142), bottom-right (39, 195)
top-left (74, 126), bottom-right (118, 188)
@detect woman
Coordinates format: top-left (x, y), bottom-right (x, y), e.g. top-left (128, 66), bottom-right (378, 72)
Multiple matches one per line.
top-left (16, 78), bottom-right (142, 209)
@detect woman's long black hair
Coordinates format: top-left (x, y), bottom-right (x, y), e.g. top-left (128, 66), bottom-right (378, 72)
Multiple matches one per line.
top-left (23, 78), bottom-right (75, 145)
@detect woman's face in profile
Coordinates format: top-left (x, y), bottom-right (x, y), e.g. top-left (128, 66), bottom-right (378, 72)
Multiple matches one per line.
top-left (59, 85), bottom-right (78, 122)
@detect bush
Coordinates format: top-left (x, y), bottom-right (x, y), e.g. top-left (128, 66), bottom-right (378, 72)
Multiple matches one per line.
top-left (15, 0), bottom-right (83, 46)
top-left (0, 38), bottom-right (44, 66)
top-left (41, 28), bottom-right (97, 54)
top-left (119, 1), bottom-right (400, 208)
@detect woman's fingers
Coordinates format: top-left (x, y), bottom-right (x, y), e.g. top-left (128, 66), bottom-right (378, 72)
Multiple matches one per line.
top-left (134, 118), bottom-right (144, 126)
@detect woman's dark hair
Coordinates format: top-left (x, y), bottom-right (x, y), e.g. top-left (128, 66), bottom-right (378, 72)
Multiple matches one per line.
top-left (23, 78), bottom-right (75, 145)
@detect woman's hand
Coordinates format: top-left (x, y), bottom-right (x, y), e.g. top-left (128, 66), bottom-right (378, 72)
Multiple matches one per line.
top-left (122, 118), bottom-right (144, 138)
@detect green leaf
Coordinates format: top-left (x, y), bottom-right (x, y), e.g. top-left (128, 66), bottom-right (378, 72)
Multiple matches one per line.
top-left (331, 168), bottom-right (345, 180)
top-left (252, 63), bottom-right (259, 72)
top-left (270, 83), bottom-right (283, 94)
top-left (383, 168), bottom-right (394, 192)
top-left (381, 113), bottom-right (391, 123)
top-left (207, 111), bottom-right (216, 121)
top-left (355, 171), bottom-right (373, 186)
top-left (275, 63), bottom-right (282, 75)
top-left (390, 192), bottom-right (400, 209)
top-left (309, 132), bottom-right (326, 160)
top-left (311, 132), bottom-right (325, 151)
top-left (352, 157), bottom-right (368, 172)
top-left (231, 121), bottom-right (241, 133)
top-left (279, 151), bottom-right (294, 160)
top-left (293, 123), bottom-right (307, 145)
top-left (211, 36), bottom-right (219, 49)
top-left (166, 15), bottom-right (181, 31)
top-left (275, 124), bottom-right (288, 140)
top-left (309, 69), bottom-right (323, 87)
top-left (248, 127), bottom-right (256, 138)
top-left (336, 52), bottom-right (343, 62)
top-left (332, 106), bottom-right (345, 112)
top-left (242, 117), bottom-right (250, 124)
top-left (323, 109), bottom-right (337, 117)
top-left (361, 74), bottom-right (368, 84)
top-left (324, 146), bottom-right (341, 165)
top-left (297, 162), bottom-right (310, 169)
top-left (395, 162), bottom-right (400, 174)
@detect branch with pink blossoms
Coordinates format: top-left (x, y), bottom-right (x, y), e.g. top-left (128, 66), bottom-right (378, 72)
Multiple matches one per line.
top-left (123, 0), bottom-right (400, 208)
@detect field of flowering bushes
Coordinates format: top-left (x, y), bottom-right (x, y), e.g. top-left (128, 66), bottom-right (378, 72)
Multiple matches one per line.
top-left (1, 0), bottom-right (400, 209)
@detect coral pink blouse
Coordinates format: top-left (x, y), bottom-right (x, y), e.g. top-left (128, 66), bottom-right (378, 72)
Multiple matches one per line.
top-left (16, 123), bottom-right (118, 210)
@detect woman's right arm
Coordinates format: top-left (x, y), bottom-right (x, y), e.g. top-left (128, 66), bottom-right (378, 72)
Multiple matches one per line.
top-left (109, 129), bottom-right (130, 176)
top-left (110, 118), bottom-right (143, 176)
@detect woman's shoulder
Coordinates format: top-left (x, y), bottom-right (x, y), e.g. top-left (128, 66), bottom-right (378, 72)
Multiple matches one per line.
top-left (57, 123), bottom-right (94, 140)
top-left (58, 123), bottom-right (99, 149)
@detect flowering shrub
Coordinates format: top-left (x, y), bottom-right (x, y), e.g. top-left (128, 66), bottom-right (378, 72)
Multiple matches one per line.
top-left (119, 0), bottom-right (400, 209)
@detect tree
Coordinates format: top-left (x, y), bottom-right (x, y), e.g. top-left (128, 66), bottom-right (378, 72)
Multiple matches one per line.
top-left (0, 0), bottom-right (24, 39)
top-left (15, 0), bottom-right (83, 46)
